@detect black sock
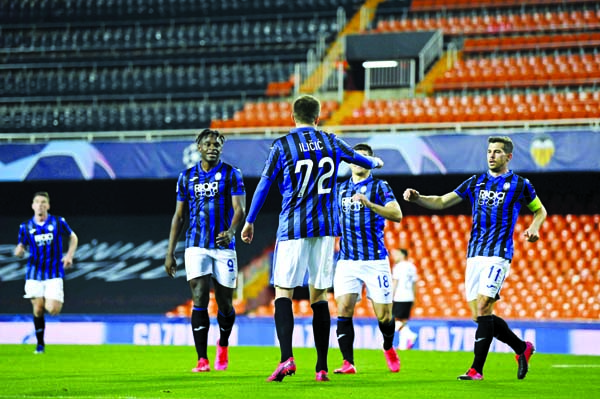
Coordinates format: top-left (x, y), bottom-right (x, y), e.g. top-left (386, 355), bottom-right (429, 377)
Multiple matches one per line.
top-left (33, 315), bottom-right (45, 346)
top-left (311, 300), bottom-right (330, 373)
top-left (191, 307), bottom-right (210, 360)
top-left (274, 298), bottom-right (294, 362)
top-left (471, 315), bottom-right (494, 374)
top-left (378, 319), bottom-right (396, 351)
top-left (217, 309), bottom-right (236, 347)
top-left (492, 315), bottom-right (527, 354)
top-left (336, 317), bottom-right (355, 364)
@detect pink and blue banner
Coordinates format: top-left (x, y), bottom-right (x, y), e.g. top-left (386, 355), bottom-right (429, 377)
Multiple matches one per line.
top-left (0, 130), bottom-right (598, 181)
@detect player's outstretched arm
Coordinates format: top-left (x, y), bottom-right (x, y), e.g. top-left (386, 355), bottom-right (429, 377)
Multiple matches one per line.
top-left (403, 189), bottom-right (462, 210)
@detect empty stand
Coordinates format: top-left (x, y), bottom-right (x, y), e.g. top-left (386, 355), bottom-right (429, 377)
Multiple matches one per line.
top-left (0, 0), bottom-right (360, 133)
top-left (433, 52), bottom-right (600, 91)
top-left (463, 32), bottom-right (600, 53)
top-left (212, 98), bottom-right (339, 129)
top-left (375, 6), bottom-right (600, 36)
top-left (342, 90), bottom-right (600, 125)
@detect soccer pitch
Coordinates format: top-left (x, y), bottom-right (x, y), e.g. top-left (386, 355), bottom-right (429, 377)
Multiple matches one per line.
top-left (2, 345), bottom-right (599, 399)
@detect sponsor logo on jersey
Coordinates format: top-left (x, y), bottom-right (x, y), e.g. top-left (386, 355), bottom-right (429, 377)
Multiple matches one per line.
top-left (34, 233), bottom-right (54, 245)
top-left (478, 190), bottom-right (506, 207)
top-left (194, 181), bottom-right (219, 197)
top-left (341, 197), bottom-right (364, 212)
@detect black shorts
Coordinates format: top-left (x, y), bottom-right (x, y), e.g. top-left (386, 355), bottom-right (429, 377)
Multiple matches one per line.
top-left (392, 301), bottom-right (413, 319)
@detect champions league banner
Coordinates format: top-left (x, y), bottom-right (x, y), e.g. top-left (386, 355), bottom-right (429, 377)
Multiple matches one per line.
top-left (0, 130), bottom-right (598, 181)
top-left (0, 314), bottom-right (598, 356)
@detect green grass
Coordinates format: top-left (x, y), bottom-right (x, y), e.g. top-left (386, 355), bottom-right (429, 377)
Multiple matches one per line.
top-left (1, 344), bottom-right (599, 399)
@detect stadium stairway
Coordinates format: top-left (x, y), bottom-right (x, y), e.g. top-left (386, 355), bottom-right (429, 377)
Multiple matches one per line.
top-left (299, 0), bottom-right (385, 94)
top-left (415, 50), bottom-right (461, 96)
top-left (324, 90), bottom-right (364, 127)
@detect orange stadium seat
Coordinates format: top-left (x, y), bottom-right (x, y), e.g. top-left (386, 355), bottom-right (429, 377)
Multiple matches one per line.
top-left (346, 89), bottom-right (600, 124)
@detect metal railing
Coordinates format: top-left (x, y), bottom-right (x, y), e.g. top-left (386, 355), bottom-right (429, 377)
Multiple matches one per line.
top-left (419, 29), bottom-right (444, 80)
top-left (364, 59), bottom-right (416, 100)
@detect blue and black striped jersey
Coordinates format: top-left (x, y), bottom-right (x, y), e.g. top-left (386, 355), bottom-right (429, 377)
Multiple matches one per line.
top-left (177, 160), bottom-right (245, 249)
top-left (17, 214), bottom-right (74, 280)
top-left (454, 171), bottom-right (538, 260)
top-left (337, 176), bottom-right (397, 261)
top-left (260, 127), bottom-right (378, 241)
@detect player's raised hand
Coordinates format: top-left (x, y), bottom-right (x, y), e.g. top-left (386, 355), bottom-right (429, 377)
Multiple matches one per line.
top-left (352, 193), bottom-right (371, 208)
top-left (403, 188), bottom-right (420, 202)
top-left (373, 156), bottom-right (384, 169)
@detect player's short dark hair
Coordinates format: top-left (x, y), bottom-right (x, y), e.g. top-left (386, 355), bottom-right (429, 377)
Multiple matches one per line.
top-left (488, 136), bottom-right (513, 154)
top-left (292, 95), bottom-right (321, 124)
top-left (33, 191), bottom-right (50, 202)
top-left (195, 128), bottom-right (225, 145)
top-left (399, 248), bottom-right (408, 257)
top-left (353, 143), bottom-right (373, 156)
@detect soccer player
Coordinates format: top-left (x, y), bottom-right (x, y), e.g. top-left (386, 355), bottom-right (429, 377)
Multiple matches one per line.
top-left (333, 143), bottom-right (403, 375)
top-left (391, 248), bottom-right (418, 350)
top-left (14, 191), bottom-right (78, 354)
top-left (164, 128), bottom-right (246, 373)
top-left (403, 136), bottom-right (546, 381)
top-left (241, 95), bottom-right (383, 382)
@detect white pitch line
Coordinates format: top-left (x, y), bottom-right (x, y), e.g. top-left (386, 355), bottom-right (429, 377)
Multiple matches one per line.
top-left (552, 364), bottom-right (600, 368)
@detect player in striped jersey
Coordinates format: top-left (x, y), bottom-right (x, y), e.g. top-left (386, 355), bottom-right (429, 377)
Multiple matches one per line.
top-left (403, 136), bottom-right (547, 381)
top-left (333, 143), bottom-right (403, 375)
top-left (164, 128), bottom-right (246, 373)
top-left (14, 192), bottom-right (79, 354)
top-left (241, 95), bottom-right (383, 382)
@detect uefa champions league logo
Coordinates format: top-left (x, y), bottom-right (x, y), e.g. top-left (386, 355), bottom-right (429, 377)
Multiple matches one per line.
top-left (0, 142), bottom-right (115, 181)
top-left (183, 143), bottom-right (201, 168)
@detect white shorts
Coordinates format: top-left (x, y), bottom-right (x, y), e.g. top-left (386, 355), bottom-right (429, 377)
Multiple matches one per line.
top-left (24, 278), bottom-right (64, 302)
top-left (465, 256), bottom-right (510, 302)
top-left (184, 247), bottom-right (238, 288)
top-left (334, 259), bottom-right (393, 304)
top-left (272, 237), bottom-right (335, 289)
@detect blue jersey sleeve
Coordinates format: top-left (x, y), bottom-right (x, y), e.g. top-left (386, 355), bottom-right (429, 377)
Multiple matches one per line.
top-left (246, 176), bottom-right (272, 223)
top-left (58, 217), bottom-right (74, 236)
top-left (522, 178), bottom-right (537, 205)
top-left (454, 175), bottom-right (477, 200)
top-left (378, 180), bottom-right (397, 205)
top-left (336, 137), bottom-right (379, 169)
top-left (260, 143), bottom-right (282, 182)
top-left (176, 172), bottom-right (187, 202)
top-left (231, 167), bottom-right (246, 196)
top-left (17, 224), bottom-right (27, 246)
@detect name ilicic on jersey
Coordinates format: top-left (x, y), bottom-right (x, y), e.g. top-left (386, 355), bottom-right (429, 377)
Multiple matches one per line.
top-left (299, 140), bottom-right (323, 152)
